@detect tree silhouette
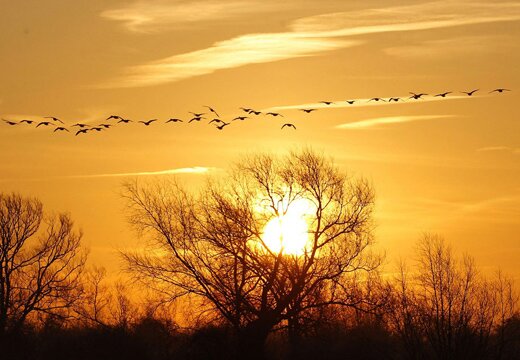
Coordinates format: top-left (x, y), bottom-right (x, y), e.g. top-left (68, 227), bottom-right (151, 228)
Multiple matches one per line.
top-left (122, 148), bottom-right (380, 359)
top-left (0, 193), bottom-right (86, 338)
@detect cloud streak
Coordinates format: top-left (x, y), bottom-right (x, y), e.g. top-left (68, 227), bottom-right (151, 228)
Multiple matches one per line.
top-left (336, 115), bottom-right (454, 129)
top-left (476, 146), bottom-right (520, 154)
top-left (101, 0), bottom-right (286, 33)
top-left (102, 1), bottom-right (520, 87)
top-left (68, 166), bottom-right (217, 179)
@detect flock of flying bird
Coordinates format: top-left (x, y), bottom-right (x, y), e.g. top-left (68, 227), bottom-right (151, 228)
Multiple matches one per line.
top-left (1, 88), bottom-right (511, 136)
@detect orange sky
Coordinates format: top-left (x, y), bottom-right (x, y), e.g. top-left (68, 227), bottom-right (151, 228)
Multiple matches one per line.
top-left (0, 0), bottom-right (519, 278)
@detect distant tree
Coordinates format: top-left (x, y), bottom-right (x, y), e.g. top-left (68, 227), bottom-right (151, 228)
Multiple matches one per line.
top-left (122, 148), bottom-right (380, 359)
top-left (0, 192), bottom-right (86, 337)
top-left (389, 234), bottom-right (519, 360)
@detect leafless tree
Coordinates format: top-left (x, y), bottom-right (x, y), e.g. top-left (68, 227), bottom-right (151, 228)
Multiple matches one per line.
top-left (0, 192), bottom-right (86, 336)
top-left (389, 234), bottom-right (518, 360)
top-left (122, 148), bottom-right (381, 359)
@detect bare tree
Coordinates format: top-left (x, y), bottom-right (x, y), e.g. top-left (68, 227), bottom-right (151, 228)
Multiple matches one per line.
top-left (122, 148), bottom-right (380, 359)
top-left (389, 234), bottom-right (519, 360)
top-left (0, 192), bottom-right (86, 336)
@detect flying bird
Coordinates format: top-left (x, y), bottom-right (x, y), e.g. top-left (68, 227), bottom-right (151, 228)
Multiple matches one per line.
top-left (98, 124), bottom-right (113, 128)
top-left (36, 121), bottom-right (54, 127)
top-left (461, 89), bottom-right (479, 96)
top-left (300, 109), bottom-right (316, 113)
top-left (75, 129), bottom-right (89, 136)
top-left (233, 116), bottom-right (249, 121)
top-left (106, 115), bottom-right (123, 121)
top-left (139, 119), bottom-right (157, 126)
top-left (44, 116), bottom-right (64, 124)
top-left (346, 100), bottom-right (355, 104)
top-left (118, 118), bottom-right (132, 124)
top-left (2, 119), bottom-right (18, 125)
top-left (320, 101), bottom-right (334, 105)
top-left (388, 97), bottom-right (403, 102)
top-left (266, 112), bottom-right (283, 117)
top-left (89, 127), bottom-right (104, 132)
top-left (166, 118), bottom-right (183, 123)
top-left (240, 107), bottom-right (252, 113)
top-left (72, 123), bottom-right (89, 128)
top-left (409, 92), bottom-right (427, 100)
top-left (490, 88), bottom-right (511, 93)
top-left (434, 92), bottom-right (452, 97)
top-left (54, 127), bottom-right (69, 132)
top-left (368, 97), bottom-right (386, 102)
top-left (216, 122), bottom-right (230, 130)
top-left (281, 123), bottom-right (296, 130)
top-left (204, 106), bottom-right (220, 117)
top-left (209, 119), bottom-right (225, 124)
top-left (189, 116), bottom-right (204, 123)
top-left (249, 110), bottom-right (261, 115)
top-left (189, 112), bottom-right (205, 117)
top-left (19, 119), bottom-right (34, 124)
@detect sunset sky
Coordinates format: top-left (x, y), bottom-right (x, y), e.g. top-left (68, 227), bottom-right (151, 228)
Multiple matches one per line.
top-left (0, 0), bottom-right (519, 277)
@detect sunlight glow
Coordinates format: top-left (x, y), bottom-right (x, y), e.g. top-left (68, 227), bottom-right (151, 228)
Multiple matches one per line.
top-left (261, 198), bottom-right (314, 256)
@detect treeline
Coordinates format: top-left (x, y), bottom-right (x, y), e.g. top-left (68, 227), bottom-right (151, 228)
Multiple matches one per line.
top-left (1, 149), bottom-right (519, 360)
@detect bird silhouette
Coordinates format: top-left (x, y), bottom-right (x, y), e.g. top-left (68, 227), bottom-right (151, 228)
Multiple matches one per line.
top-left (89, 127), bottom-right (104, 132)
top-left (320, 101), bottom-right (333, 105)
top-left (240, 107), bottom-right (252, 113)
top-left (166, 118), bottom-right (183, 123)
top-left (461, 89), bottom-right (479, 96)
top-left (409, 92), bottom-right (427, 100)
top-left (19, 119), bottom-right (34, 124)
top-left (368, 97), bottom-right (386, 102)
top-left (388, 97), bottom-right (403, 102)
top-left (139, 119), bottom-right (157, 126)
top-left (434, 92), bottom-right (452, 97)
top-left (216, 122), bottom-right (230, 130)
top-left (233, 116), bottom-right (249, 121)
top-left (118, 118), bottom-right (132, 124)
top-left (54, 127), bottom-right (69, 132)
top-left (2, 119), bottom-right (18, 125)
top-left (204, 106), bottom-right (219, 117)
top-left (209, 119), bottom-right (224, 124)
top-left (98, 124), bottom-right (113, 128)
top-left (36, 121), bottom-right (54, 127)
top-left (75, 129), bottom-right (89, 136)
top-left (346, 100), bottom-right (355, 104)
top-left (44, 116), bottom-right (64, 124)
top-left (249, 110), bottom-right (262, 115)
top-left (189, 112), bottom-right (205, 117)
top-left (106, 115), bottom-right (123, 121)
top-left (281, 123), bottom-right (296, 130)
top-left (189, 116), bottom-right (204, 123)
top-left (490, 88), bottom-right (511, 93)
top-left (300, 109), bottom-right (316, 113)
top-left (266, 112), bottom-right (283, 117)
top-left (72, 123), bottom-right (89, 128)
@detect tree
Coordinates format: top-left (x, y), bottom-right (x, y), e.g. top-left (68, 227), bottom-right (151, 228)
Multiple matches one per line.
top-left (0, 192), bottom-right (86, 336)
top-left (389, 234), bottom-right (519, 360)
top-left (122, 148), bottom-right (380, 359)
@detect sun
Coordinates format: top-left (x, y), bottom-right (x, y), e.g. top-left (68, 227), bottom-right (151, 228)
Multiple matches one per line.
top-left (261, 198), bottom-right (313, 256)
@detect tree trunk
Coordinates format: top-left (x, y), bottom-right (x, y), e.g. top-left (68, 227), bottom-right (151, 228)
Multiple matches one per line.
top-left (237, 320), bottom-right (273, 360)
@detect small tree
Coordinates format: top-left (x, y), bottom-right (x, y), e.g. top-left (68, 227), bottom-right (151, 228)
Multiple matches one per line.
top-left (0, 192), bottom-right (86, 336)
top-left (122, 149), bottom-right (380, 359)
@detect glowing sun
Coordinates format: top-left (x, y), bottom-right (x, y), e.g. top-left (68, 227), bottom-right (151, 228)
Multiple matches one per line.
top-left (262, 198), bottom-right (313, 255)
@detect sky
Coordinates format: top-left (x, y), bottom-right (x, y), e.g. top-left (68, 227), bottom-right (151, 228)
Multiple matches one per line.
top-left (0, 0), bottom-right (519, 278)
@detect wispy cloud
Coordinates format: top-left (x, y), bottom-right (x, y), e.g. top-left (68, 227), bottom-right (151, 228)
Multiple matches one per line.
top-left (336, 115), bottom-right (454, 130)
top-left (476, 146), bottom-right (520, 154)
top-left (101, 1), bottom-right (520, 87)
top-left (68, 166), bottom-right (217, 179)
top-left (384, 35), bottom-right (514, 58)
top-left (101, 0), bottom-right (286, 33)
